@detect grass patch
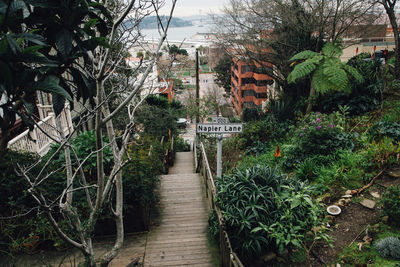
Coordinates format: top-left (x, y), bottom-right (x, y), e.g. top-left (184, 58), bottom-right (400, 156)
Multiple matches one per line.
top-left (338, 223), bottom-right (400, 266)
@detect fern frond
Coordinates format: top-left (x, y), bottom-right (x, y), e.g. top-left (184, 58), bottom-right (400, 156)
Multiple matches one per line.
top-left (343, 64), bottom-right (364, 84)
top-left (322, 42), bottom-right (343, 58)
top-left (323, 65), bottom-right (349, 92)
top-left (312, 68), bottom-right (334, 95)
top-left (287, 60), bottom-right (316, 83)
top-left (290, 50), bottom-right (319, 61)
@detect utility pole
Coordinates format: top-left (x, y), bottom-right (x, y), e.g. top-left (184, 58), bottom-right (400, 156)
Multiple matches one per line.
top-left (195, 50), bottom-right (200, 124)
top-left (195, 49), bottom-right (200, 147)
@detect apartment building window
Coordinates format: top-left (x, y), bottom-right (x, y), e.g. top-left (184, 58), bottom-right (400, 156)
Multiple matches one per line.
top-left (241, 65), bottom-right (252, 74)
top-left (242, 90), bottom-right (255, 97)
top-left (253, 66), bottom-right (273, 74)
top-left (256, 92), bottom-right (268, 98)
top-left (243, 102), bottom-right (256, 108)
top-left (256, 80), bottom-right (274, 86)
top-left (241, 77), bottom-right (255, 85)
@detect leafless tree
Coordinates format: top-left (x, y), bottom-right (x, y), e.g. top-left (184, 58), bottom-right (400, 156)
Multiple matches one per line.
top-left (377, 0), bottom-right (399, 79)
top-left (212, 0), bottom-right (379, 97)
top-left (18, 1), bottom-right (177, 266)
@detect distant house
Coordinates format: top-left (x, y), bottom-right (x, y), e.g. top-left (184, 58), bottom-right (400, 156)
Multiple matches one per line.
top-left (342, 23), bottom-right (397, 61)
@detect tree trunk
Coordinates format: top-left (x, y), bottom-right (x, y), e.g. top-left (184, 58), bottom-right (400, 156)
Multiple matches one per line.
top-left (305, 84), bottom-right (316, 115)
top-left (383, 0), bottom-right (400, 79)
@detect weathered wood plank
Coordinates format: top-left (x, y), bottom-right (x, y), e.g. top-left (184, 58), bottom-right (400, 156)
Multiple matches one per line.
top-left (144, 152), bottom-right (215, 267)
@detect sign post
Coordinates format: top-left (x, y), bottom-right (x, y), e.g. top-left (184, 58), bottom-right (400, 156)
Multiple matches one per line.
top-left (197, 118), bottom-right (243, 177)
top-left (217, 134), bottom-right (222, 177)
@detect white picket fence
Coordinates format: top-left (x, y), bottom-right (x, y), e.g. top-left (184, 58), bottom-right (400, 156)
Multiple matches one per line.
top-left (8, 107), bottom-right (73, 156)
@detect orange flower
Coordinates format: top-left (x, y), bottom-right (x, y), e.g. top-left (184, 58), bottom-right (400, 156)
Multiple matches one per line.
top-left (274, 145), bottom-right (281, 158)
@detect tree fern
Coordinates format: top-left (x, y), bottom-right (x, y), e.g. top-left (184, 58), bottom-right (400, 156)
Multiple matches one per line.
top-left (324, 65), bottom-right (349, 93)
top-left (287, 60), bottom-right (317, 83)
top-left (287, 42), bottom-right (364, 114)
top-left (312, 68), bottom-right (335, 95)
top-left (343, 64), bottom-right (364, 84)
top-left (290, 50), bottom-right (319, 61)
top-left (322, 42), bottom-right (343, 58)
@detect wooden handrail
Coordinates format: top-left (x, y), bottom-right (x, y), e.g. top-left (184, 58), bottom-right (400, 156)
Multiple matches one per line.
top-left (196, 142), bottom-right (244, 267)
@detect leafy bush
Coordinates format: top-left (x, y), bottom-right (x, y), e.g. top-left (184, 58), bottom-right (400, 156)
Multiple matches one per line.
top-left (237, 115), bottom-right (286, 149)
top-left (0, 151), bottom-right (77, 254)
top-left (374, 236), bottom-right (400, 260)
top-left (365, 137), bottom-right (400, 170)
top-left (320, 53), bottom-right (382, 115)
top-left (242, 108), bottom-right (261, 122)
top-left (208, 210), bottom-right (219, 241)
top-left (244, 141), bottom-right (270, 155)
top-left (368, 121), bottom-right (400, 142)
top-left (174, 136), bottom-right (190, 152)
top-left (46, 130), bottom-right (113, 177)
top-left (295, 117), bottom-right (353, 156)
top-left (216, 165), bottom-right (325, 260)
top-left (381, 186), bottom-right (400, 226)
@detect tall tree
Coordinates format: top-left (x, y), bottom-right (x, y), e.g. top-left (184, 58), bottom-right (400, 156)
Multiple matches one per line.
top-left (379, 0), bottom-right (400, 79)
top-left (214, 53), bottom-right (233, 95)
top-left (288, 42), bottom-right (364, 114)
top-left (213, 0), bottom-right (378, 99)
top-left (0, 0), bottom-right (109, 157)
top-left (15, 1), bottom-right (178, 266)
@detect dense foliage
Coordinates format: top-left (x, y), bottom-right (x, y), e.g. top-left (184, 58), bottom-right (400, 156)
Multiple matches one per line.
top-left (216, 165), bottom-right (325, 260)
top-left (0, 131), bottom-right (168, 254)
top-left (320, 53), bottom-right (383, 115)
top-left (135, 95), bottom-right (185, 137)
top-left (0, 0), bottom-right (110, 156)
top-left (381, 186), bottom-right (400, 226)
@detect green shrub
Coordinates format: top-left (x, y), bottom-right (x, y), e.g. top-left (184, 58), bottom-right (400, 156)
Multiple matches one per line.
top-left (242, 108), bottom-right (261, 122)
top-left (297, 122), bottom-right (353, 156)
top-left (174, 136), bottom-right (190, 152)
top-left (238, 115), bottom-right (285, 149)
top-left (374, 236), bottom-right (400, 260)
top-left (381, 186), bottom-right (400, 226)
top-left (208, 210), bottom-right (219, 241)
top-left (365, 137), bottom-right (400, 170)
top-left (368, 121), bottom-right (400, 142)
top-left (320, 53), bottom-right (382, 115)
top-left (46, 130), bottom-right (113, 177)
top-left (216, 165), bottom-right (325, 260)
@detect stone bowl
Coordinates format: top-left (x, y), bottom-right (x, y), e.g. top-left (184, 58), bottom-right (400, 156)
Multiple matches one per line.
top-left (327, 205), bottom-right (341, 216)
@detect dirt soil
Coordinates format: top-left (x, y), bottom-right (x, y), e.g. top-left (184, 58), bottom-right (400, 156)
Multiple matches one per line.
top-left (310, 169), bottom-right (400, 267)
top-left (310, 201), bottom-right (380, 266)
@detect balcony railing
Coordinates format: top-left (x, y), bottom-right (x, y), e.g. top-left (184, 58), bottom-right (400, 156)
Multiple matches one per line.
top-left (8, 106), bottom-right (73, 156)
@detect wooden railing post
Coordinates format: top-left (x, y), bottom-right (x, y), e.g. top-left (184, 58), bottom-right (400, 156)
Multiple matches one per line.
top-left (194, 142), bottom-right (245, 267)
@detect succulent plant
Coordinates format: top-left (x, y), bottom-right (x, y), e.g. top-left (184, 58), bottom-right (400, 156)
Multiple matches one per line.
top-left (374, 236), bottom-right (400, 260)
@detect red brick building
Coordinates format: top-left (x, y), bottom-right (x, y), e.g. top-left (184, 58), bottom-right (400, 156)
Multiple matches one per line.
top-left (231, 57), bottom-right (274, 115)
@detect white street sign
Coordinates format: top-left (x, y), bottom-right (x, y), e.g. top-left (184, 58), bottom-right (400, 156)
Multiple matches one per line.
top-left (196, 123), bottom-right (243, 134)
top-left (212, 117), bottom-right (229, 123)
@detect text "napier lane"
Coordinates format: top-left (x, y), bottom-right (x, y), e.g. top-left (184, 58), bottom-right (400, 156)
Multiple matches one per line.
top-left (196, 123), bottom-right (243, 134)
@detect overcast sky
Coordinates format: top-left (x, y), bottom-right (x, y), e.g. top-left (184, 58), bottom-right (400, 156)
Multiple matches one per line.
top-left (160, 0), bottom-right (228, 17)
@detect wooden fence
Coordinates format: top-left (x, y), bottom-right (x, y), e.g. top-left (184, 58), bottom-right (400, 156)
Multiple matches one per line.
top-left (195, 142), bottom-right (244, 267)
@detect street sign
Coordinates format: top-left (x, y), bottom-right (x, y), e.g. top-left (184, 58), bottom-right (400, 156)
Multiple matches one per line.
top-left (196, 123), bottom-right (243, 134)
top-left (212, 117), bottom-right (229, 123)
